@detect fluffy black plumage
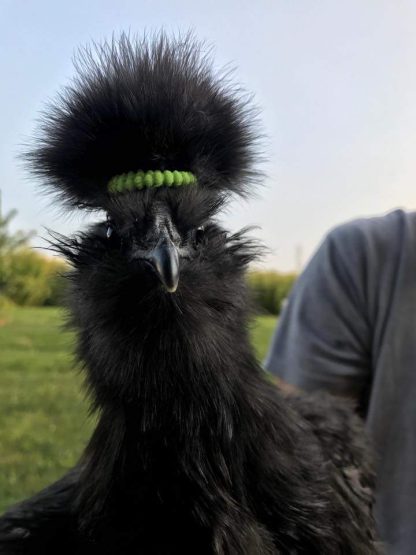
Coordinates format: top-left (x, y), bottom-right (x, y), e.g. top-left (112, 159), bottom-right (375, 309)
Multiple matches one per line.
top-left (0, 34), bottom-right (379, 554)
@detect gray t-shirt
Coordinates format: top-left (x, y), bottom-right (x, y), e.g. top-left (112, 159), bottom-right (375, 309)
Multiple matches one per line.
top-left (264, 209), bottom-right (416, 555)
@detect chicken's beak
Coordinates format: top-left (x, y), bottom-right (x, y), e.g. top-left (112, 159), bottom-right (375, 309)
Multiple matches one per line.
top-left (148, 235), bottom-right (180, 293)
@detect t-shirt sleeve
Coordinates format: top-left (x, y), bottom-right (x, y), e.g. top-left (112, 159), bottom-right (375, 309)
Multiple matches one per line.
top-left (264, 223), bottom-right (372, 400)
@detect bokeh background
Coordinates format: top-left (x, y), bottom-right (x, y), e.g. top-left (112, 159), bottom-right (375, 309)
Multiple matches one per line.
top-left (1, 0), bottom-right (416, 512)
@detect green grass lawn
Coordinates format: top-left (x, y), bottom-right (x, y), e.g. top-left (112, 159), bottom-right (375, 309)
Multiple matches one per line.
top-left (0, 306), bottom-right (277, 513)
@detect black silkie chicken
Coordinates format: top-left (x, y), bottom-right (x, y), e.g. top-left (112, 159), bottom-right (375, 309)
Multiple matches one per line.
top-left (0, 35), bottom-right (378, 554)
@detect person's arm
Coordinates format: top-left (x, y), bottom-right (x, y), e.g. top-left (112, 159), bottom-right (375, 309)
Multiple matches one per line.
top-left (264, 222), bottom-right (372, 409)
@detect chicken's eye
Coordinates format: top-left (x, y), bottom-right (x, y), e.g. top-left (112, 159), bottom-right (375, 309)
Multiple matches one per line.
top-left (194, 225), bottom-right (205, 245)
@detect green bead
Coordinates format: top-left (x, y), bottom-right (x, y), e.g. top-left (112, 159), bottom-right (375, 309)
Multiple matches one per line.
top-left (154, 170), bottom-right (164, 187)
top-left (134, 171), bottom-right (144, 189)
top-left (189, 173), bottom-right (197, 184)
top-left (173, 170), bottom-right (183, 186)
top-left (116, 175), bottom-right (125, 192)
top-left (144, 171), bottom-right (154, 187)
top-left (181, 172), bottom-right (191, 186)
top-left (164, 170), bottom-right (174, 186)
top-left (125, 172), bottom-right (135, 190)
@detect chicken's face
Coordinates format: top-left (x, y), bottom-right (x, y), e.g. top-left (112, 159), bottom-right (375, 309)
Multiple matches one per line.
top-left (104, 193), bottom-right (208, 295)
top-left (61, 187), bottom-right (257, 345)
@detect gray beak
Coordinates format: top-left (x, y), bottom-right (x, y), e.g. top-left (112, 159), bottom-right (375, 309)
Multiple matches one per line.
top-left (148, 236), bottom-right (180, 293)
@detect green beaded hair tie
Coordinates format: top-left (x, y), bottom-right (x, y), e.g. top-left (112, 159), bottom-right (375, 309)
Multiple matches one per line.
top-left (108, 170), bottom-right (197, 193)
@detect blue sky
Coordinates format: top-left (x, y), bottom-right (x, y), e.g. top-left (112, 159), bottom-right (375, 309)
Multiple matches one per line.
top-left (1, 0), bottom-right (416, 270)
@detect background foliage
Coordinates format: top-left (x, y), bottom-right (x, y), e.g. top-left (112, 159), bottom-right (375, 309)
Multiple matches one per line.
top-left (0, 210), bottom-right (67, 307)
top-left (3, 249), bottom-right (67, 307)
top-left (248, 271), bottom-right (297, 315)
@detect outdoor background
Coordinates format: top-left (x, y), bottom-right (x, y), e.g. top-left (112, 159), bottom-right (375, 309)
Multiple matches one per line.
top-left (1, 0), bottom-right (416, 512)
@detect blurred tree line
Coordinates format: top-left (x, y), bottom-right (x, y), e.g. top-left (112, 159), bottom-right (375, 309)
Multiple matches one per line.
top-left (0, 209), bottom-right (66, 307)
top-left (248, 271), bottom-right (297, 315)
top-left (1, 209), bottom-right (297, 312)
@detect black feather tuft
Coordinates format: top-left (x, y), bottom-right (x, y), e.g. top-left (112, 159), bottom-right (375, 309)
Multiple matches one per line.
top-left (26, 32), bottom-right (261, 210)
